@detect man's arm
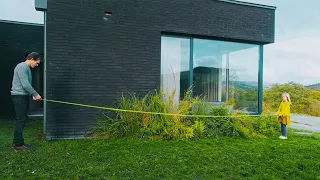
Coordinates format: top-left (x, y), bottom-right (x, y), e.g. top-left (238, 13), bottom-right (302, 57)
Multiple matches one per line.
top-left (17, 65), bottom-right (39, 97)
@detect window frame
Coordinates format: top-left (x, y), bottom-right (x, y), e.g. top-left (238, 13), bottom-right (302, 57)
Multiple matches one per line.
top-left (160, 35), bottom-right (264, 114)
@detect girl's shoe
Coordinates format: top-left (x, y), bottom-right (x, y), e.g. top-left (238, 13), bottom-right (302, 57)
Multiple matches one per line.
top-left (279, 136), bottom-right (287, 139)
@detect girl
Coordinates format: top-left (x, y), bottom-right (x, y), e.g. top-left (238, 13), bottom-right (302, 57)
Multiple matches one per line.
top-left (277, 93), bottom-right (291, 139)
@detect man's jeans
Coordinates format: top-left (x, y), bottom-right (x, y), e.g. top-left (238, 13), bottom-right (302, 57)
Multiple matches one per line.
top-left (281, 123), bottom-right (287, 137)
top-left (12, 95), bottom-right (29, 146)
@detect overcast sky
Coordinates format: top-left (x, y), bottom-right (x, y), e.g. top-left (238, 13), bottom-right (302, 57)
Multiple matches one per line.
top-left (1, 0), bottom-right (320, 85)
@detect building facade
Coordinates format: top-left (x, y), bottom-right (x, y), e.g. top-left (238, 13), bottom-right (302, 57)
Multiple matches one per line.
top-left (0, 20), bottom-right (44, 118)
top-left (35, 0), bottom-right (275, 139)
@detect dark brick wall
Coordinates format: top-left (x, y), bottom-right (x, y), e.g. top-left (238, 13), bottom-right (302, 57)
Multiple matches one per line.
top-left (0, 21), bottom-right (43, 118)
top-left (46, 0), bottom-right (275, 139)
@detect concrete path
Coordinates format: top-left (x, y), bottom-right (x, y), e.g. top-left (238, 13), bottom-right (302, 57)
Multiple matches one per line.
top-left (290, 114), bottom-right (320, 132)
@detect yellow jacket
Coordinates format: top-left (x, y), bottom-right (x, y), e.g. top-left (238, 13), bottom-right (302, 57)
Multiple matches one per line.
top-left (277, 101), bottom-right (291, 125)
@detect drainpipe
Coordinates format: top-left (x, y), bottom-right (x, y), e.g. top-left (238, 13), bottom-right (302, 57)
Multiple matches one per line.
top-left (43, 11), bottom-right (47, 135)
top-left (35, 0), bottom-right (47, 135)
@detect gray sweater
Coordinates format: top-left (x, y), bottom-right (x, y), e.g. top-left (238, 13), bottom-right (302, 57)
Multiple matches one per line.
top-left (11, 62), bottom-right (38, 97)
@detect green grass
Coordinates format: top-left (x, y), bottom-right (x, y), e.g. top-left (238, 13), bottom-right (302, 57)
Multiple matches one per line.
top-left (1, 119), bottom-right (320, 179)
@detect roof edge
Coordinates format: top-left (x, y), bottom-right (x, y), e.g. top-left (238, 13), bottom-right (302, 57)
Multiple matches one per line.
top-left (217, 0), bottom-right (276, 10)
top-left (0, 19), bottom-right (44, 27)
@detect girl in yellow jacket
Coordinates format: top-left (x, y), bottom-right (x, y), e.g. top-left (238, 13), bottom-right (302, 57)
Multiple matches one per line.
top-left (277, 93), bottom-right (291, 139)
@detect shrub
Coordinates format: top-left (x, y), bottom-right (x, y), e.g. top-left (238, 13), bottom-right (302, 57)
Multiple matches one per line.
top-left (231, 112), bottom-right (279, 139)
top-left (204, 107), bottom-right (238, 138)
top-left (304, 99), bottom-right (320, 117)
top-left (192, 120), bottom-right (206, 139)
top-left (91, 90), bottom-right (280, 140)
top-left (263, 82), bottom-right (320, 117)
top-left (92, 89), bottom-right (204, 140)
top-left (310, 90), bottom-right (320, 101)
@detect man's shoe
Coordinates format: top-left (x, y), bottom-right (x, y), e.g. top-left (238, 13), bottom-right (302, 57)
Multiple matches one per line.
top-left (13, 144), bottom-right (35, 151)
top-left (13, 145), bottom-right (29, 151)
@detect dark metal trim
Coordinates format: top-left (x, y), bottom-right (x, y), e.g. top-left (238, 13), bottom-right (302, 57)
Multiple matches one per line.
top-left (217, 0), bottom-right (276, 10)
top-left (258, 45), bottom-right (264, 114)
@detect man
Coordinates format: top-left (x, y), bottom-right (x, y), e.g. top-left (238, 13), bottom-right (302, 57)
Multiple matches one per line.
top-left (11, 52), bottom-right (42, 150)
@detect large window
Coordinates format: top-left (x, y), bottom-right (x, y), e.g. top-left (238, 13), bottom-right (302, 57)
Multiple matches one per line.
top-left (161, 37), bottom-right (190, 105)
top-left (161, 36), bottom-right (261, 113)
top-left (193, 39), bottom-right (225, 103)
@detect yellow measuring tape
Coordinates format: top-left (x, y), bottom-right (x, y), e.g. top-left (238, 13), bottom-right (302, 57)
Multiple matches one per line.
top-left (43, 99), bottom-right (275, 118)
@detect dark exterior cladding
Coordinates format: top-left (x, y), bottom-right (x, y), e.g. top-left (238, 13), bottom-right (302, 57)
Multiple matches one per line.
top-left (45, 0), bottom-right (275, 139)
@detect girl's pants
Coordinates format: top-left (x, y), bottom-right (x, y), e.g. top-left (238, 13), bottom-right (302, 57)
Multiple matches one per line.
top-left (281, 123), bottom-right (287, 137)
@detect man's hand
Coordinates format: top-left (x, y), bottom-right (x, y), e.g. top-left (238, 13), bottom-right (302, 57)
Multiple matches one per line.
top-left (35, 95), bottom-right (42, 101)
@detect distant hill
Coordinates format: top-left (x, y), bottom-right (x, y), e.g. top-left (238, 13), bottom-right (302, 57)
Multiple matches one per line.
top-left (227, 81), bottom-right (275, 91)
top-left (225, 81), bottom-right (258, 91)
top-left (305, 83), bottom-right (320, 90)
top-left (263, 82), bottom-right (274, 90)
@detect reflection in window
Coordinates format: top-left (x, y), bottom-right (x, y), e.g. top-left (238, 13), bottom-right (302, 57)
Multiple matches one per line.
top-left (229, 46), bottom-right (259, 112)
top-left (161, 36), bottom-right (190, 105)
top-left (193, 39), bottom-right (224, 102)
top-left (161, 36), bottom-right (260, 113)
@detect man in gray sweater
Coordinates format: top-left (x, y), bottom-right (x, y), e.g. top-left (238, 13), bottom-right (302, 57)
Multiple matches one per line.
top-left (11, 52), bottom-right (42, 150)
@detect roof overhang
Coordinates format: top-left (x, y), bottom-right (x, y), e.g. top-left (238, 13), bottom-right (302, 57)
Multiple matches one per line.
top-left (0, 19), bottom-right (43, 26)
top-left (217, 0), bottom-right (276, 10)
top-left (35, 0), bottom-right (47, 11)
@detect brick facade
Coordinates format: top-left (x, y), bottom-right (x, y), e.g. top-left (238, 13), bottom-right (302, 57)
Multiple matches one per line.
top-left (46, 0), bottom-right (275, 139)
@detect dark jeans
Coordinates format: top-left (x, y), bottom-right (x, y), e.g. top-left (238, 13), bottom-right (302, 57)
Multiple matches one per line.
top-left (281, 123), bottom-right (287, 137)
top-left (12, 95), bottom-right (30, 146)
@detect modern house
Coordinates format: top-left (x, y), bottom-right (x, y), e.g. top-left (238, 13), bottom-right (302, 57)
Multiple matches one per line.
top-left (2, 0), bottom-right (276, 139)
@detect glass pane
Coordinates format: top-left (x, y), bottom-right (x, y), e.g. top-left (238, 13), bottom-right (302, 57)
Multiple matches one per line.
top-left (193, 39), bottom-right (225, 103)
top-left (161, 36), bottom-right (190, 104)
top-left (229, 45), bottom-right (259, 113)
top-left (193, 39), bottom-right (259, 113)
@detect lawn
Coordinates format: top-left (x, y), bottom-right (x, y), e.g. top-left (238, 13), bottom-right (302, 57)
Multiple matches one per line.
top-left (1, 119), bottom-right (320, 179)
